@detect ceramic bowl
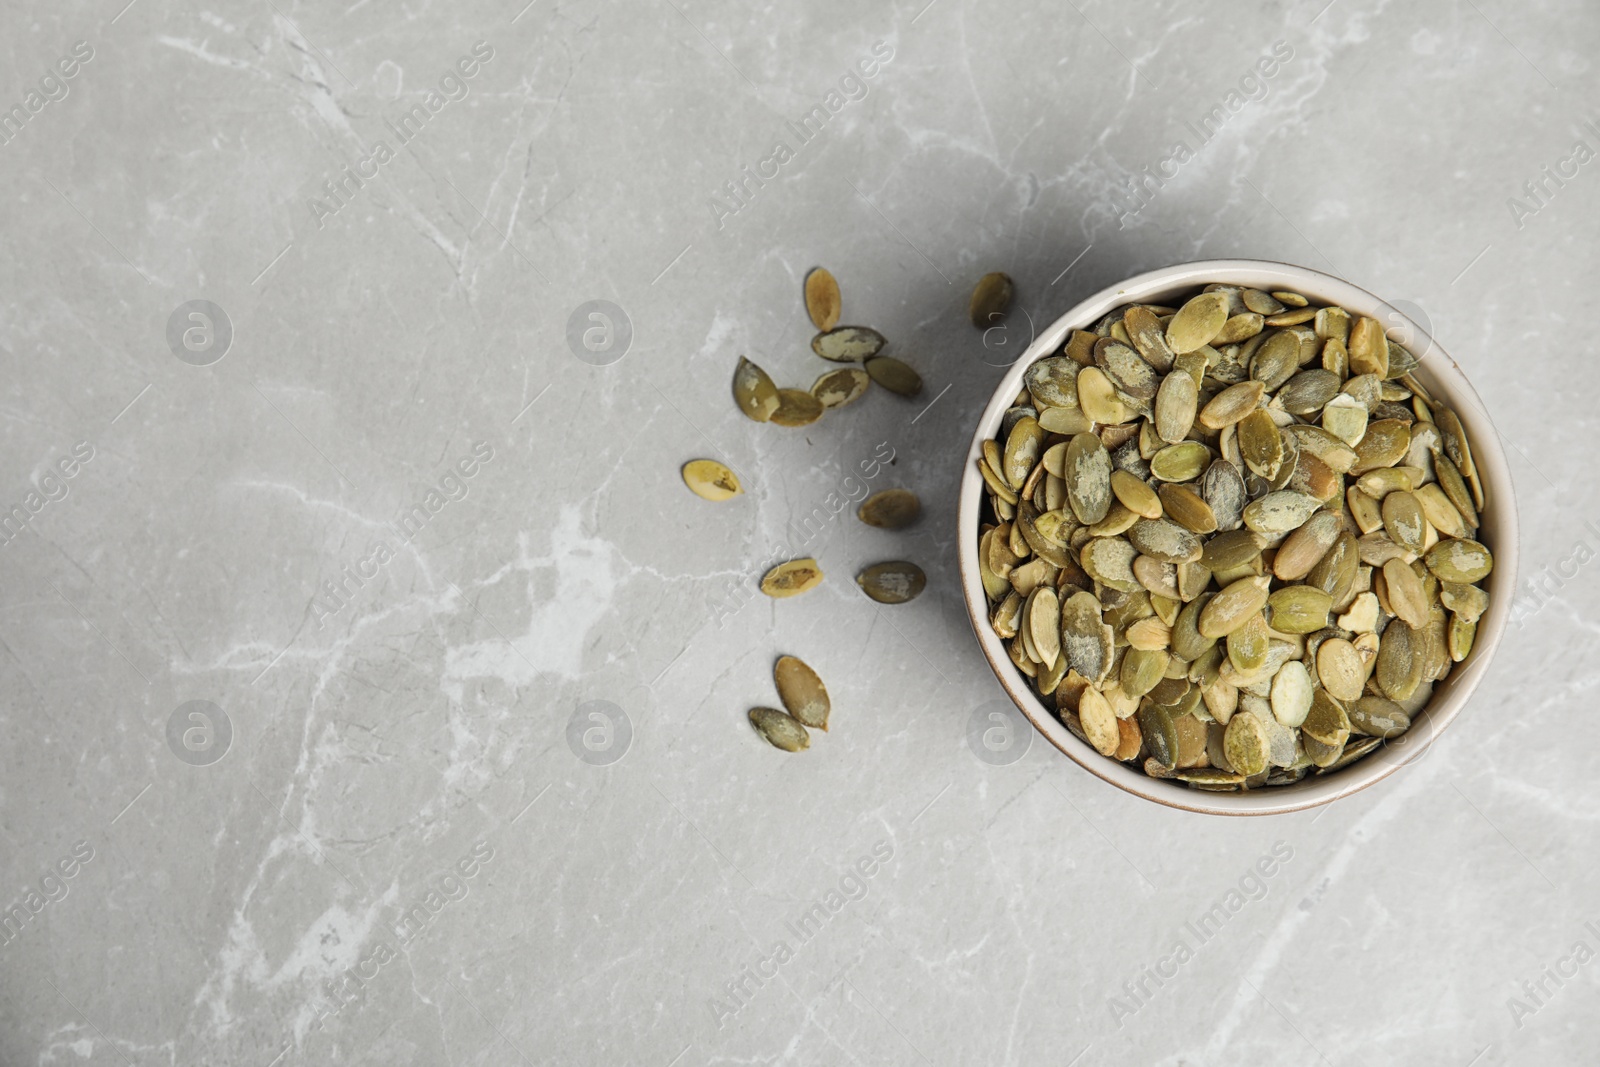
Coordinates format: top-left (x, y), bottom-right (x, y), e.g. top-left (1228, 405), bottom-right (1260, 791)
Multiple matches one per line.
top-left (957, 259), bottom-right (1517, 815)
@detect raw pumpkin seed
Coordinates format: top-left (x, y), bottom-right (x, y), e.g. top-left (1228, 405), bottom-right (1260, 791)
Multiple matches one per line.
top-left (812, 325), bottom-right (885, 362)
top-left (1166, 292), bottom-right (1231, 353)
top-left (865, 355), bottom-right (922, 397)
top-left (762, 558), bottom-right (824, 598)
top-left (970, 272), bottom-right (1014, 327)
top-left (734, 357), bottom-right (780, 422)
top-left (859, 488), bottom-right (921, 529)
top-left (749, 707), bottom-right (810, 751)
top-left (812, 367), bottom-right (870, 409)
top-left (775, 655), bottom-right (830, 730)
top-left (857, 561), bottom-right (926, 603)
top-left (771, 388), bottom-right (824, 427)
top-left (682, 459), bottom-right (742, 501)
top-left (805, 268), bottom-right (841, 331)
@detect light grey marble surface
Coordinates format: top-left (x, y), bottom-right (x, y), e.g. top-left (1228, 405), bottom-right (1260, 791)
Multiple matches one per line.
top-left (1, 0), bottom-right (1597, 1064)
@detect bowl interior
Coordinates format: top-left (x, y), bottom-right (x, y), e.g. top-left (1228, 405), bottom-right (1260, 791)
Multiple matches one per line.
top-left (958, 259), bottom-right (1518, 815)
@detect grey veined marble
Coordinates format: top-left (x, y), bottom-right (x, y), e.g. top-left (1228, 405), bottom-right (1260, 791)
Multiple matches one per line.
top-left (1, 0), bottom-right (1598, 1064)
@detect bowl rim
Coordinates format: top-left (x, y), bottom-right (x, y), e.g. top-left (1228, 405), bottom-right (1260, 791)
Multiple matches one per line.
top-left (957, 258), bottom-right (1519, 815)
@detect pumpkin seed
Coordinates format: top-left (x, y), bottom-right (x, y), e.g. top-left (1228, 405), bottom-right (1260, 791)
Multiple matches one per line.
top-left (1128, 518), bottom-right (1203, 563)
top-left (1267, 585), bottom-right (1332, 634)
top-left (775, 655), bottom-right (830, 730)
top-left (1382, 558), bottom-right (1430, 629)
top-left (859, 488), bottom-right (920, 529)
top-left (805, 268), bottom-right (841, 331)
top-left (1375, 622), bottom-right (1423, 701)
top-left (682, 459), bottom-right (742, 501)
top-left (1026, 356), bottom-right (1083, 411)
top-left (762, 558), bottom-right (823, 597)
top-left (1029, 587), bottom-right (1062, 668)
top-left (771, 388), bottom-right (825, 427)
top-left (1440, 582), bottom-right (1489, 623)
top-left (1424, 538), bottom-right (1493, 583)
top-left (1250, 331), bottom-right (1302, 392)
top-left (1199, 380), bottom-right (1266, 429)
top-left (1382, 491), bottom-right (1427, 555)
top-left (1200, 577), bottom-right (1270, 638)
top-left (1348, 317), bottom-right (1389, 377)
top-left (1238, 409), bottom-right (1285, 480)
top-left (1166, 291), bottom-right (1231, 353)
top-left (1227, 611), bottom-right (1269, 673)
top-left (1138, 701), bottom-right (1180, 770)
top-left (1094, 339), bottom-right (1159, 400)
top-left (1003, 416), bottom-right (1046, 488)
top-left (1061, 590), bottom-right (1115, 684)
top-left (1348, 695), bottom-right (1410, 739)
top-left (1065, 432), bottom-right (1113, 524)
top-left (1270, 660), bottom-right (1314, 727)
top-left (734, 357), bottom-right (781, 422)
top-left (1449, 614), bottom-right (1477, 662)
top-left (1080, 687), bottom-right (1120, 755)
top-left (1081, 537), bottom-right (1142, 593)
top-left (1154, 370), bottom-right (1199, 444)
top-left (1223, 712), bottom-right (1270, 776)
top-left (1157, 483), bottom-right (1217, 534)
top-left (1302, 690), bottom-right (1351, 747)
top-left (812, 367), bottom-right (870, 408)
top-left (970, 272), bottom-right (1014, 327)
top-left (865, 355), bottom-right (922, 397)
top-left (812, 325), bottom-right (885, 362)
top-left (1077, 365), bottom-right (1130, 424)
top-left (1123, 306), bottom-right (1176, 371)
top-left (857, 561), bottom-right (926, 603)
top-left (749, 707), bottom-right (810, 751)
top-left (1242, 491), bottom-right (1321, 534)
top-left (1150, 442), bottom-right (1212, 482)
top-left (1110, 469), bottom-right (1163, 519)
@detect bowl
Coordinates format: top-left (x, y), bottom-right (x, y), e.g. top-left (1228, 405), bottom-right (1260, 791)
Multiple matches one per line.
top-left (957, 259), bottom-right (1518, 815)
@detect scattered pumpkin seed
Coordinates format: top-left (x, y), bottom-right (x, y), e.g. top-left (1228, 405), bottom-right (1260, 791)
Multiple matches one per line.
top-left (775, 655), bottom-right (830, 730)
top-left (682, 459), bottom-right (743, 501)
top-left (734, 357), bottom-right (780, 422)
top-left (771, 388), bottom-right (824, 427)
top-left (805, 268), bottom-right (841, 331)
top-left (749, 706), bottom-right (810, 751)
top-left (811, 367), bottom-right (870, 409)
top-left (761, 558), bottom-right (823, 598)
top-left (812, 325), bottom-right (885, 362)
top-left (857, 561), bottom-right (926, 603)
top-left (970, 272), bottom-right (1014, 327)
top-left (865, 355), bottom-right (922, 397)
top-left (859, 488), bottom-right (921, 529)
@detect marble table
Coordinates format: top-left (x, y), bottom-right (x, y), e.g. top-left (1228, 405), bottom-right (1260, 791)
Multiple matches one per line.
top-left (1, 0), bottom-right (1596, 1063)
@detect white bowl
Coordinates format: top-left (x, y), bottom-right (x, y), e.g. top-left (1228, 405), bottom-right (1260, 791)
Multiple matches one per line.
top-left (957, 259), bottom-right (1518, 815)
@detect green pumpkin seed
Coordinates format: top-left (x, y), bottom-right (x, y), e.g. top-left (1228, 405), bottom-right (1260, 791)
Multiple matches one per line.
top-left (1059, 590), bottom-right (1115, 684)
top-left (1150, 442), bottom-right (1212, 483)
top-left (1302, 689), bottom-right (1352, 747)
top-left (1198, 380), bottom-right (1266, 429)
top-left (805, 268), bottom-right (842, 331)
top-left (775, 655), bottom-right (830, 730)
top-left (1273, 511), bottom-right (1342, 580)
top-left (771, 388), bottom-right (824, 427)
top-left (1250, 330), bottom-right (1302, 391)
top-left (1226, 611), bottom-right (1269, 673)
top-left (1166, 291), bottom-right (1231, 353)
top-left (1267, 585), bottom-right (1332, 634)
top-left (1157, 483), bottom-right (1217, 534)
top-left (1424, 538), bottom-right (1493, 583)
top-left (1138, 701), bottom-right (1180, 770)
top-left (1128, 518), bottom-right (1203, 563)
top-left (1238, 409), bottom-right (1285, 480)
top-left (857, 561), bottom-right (926, 603)
top-left (1316, 639), bottom-right (1366, 702)
top-left (1440, 582), bottom-right (1489, 623)
top-left (1382, 558), bottom-right (1430, 629)
top-left (858, 488), bottom-right (920, 529)
top-left (734, 356), bottom-right (780, 422)
top-left (1003, 416), bottom-right (1046, 489)
top-left (1449, 614), bottom-right (1477, 661)
top-left (1065, 432), bottom-right (1113, 524)
top-left (1351, 419), bottom-right (1411, 475)
top-left (1375, 622), bottom-right (1423, 701)
top-left (1123, 306), bottom-right (1176, 371)
top-left (1270, 660), bottom-right (1314, 727)
top-left (1242, 289), bottom-right (1285, 315)
top-left (1120, 647), bottom-right (1168, 697)
top-left (1199, 577), bottom-right (1271, 638)
top-left (1076, 366), bottom-right (1130, 424)
top-left (1222, 712), bottom-right (1270, 776)
top-left (1026, 356), bottom-right (1082, 410)
top-left (1348, 317), bottom-right (1389, 377)
top-left (1154, 370), bottom-right (1198, 444)
top-left (1382, 491), bottom-right (1427, 554)
top-left (1079, 687), bottom-right (1120, 756)
top-left (812, 367), bottom-right (870, 409)
top-left (749, 707), bottom-right (810, 751)
top-left (1094, 339), bottom-right (1159, 400)
top-left (865, 355), bottom-right (922, 397)
top-left (1348, 695), bottom-right (1410, 739)
top-left (1242, 491), bottom-right (1322, 534)
top-left (970, 271), bottom-right (1014, 327)
top-left (812, 325), bottom-right (885, 362)
top-left (1110, 469), bottom-right (1163, 519)
top-left (1081, 537), bottom-right (1142, 593)
top-left (1278, 369), bottom-right (1342, 415)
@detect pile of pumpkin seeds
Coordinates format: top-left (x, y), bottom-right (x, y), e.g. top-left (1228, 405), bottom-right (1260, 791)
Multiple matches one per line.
top-left (975, 284), bottom-right (1493, 790)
